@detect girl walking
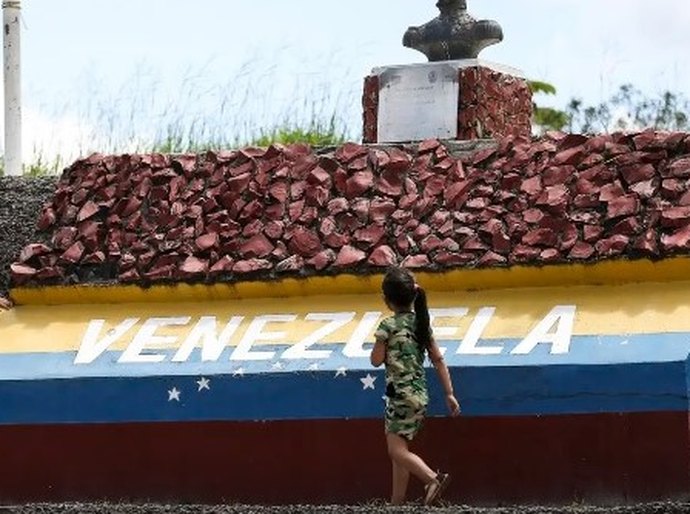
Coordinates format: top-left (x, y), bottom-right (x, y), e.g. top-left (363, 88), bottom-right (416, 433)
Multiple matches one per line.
top-left (370, 266), bottom-right (460, 506)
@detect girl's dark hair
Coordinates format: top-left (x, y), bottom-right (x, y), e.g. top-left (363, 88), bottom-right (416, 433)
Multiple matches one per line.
top-left (382, 266), bottom-right (432, 349)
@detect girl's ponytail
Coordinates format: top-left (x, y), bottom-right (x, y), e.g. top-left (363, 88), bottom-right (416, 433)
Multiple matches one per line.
top-left (414, 286), bottom-right (432, 349)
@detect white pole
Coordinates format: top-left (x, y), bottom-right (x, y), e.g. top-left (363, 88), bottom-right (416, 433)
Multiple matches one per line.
top-left (3, 0), bottom-right (21, 176)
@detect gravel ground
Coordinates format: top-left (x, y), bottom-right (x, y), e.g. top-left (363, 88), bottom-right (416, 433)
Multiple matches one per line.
top-left (2, 503), bottom-right (690, 514)
top-left (0, 176), bottom-right (58, 299)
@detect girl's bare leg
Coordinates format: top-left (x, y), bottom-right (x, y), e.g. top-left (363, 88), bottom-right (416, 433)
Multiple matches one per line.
top-left (391, 460), bottom-right (410, 505)
top-left (386, 432), bottom-right (437, 486)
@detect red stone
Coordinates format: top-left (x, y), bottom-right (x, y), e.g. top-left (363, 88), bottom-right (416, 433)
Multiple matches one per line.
top-left (308, 249), bottom-right (337, 271)
top-left (19, 243), bottom-right (52, 263)
top-left (264, 221), bottom-right (284, 240)
top-left (444, 180), bottom-right (473, 208)
top-left (195, 233), bottom-right (218, 252)
top-left (180, 257), bottom-right (208, 277)
top-left (346, 171), bottom-right (374, 197)
top-left (307, 166), bottom-right (332, 187)
top-left (368, 245), bottom-right (397, 267)
top-left (595, 235), bottom-right (630, 256)
top-left (370, 199), bottom-right (396, 223)
top-left (233, 259), bottom-right (272, 274)
top-left (620, 164), bottom-right (655, 184)
top-left (543, 166), bottom-right (575, 187)
top-left (540, 248), bottom-right (561, 262)
top-left (667, 158), bottom-right (690, 178)
top-left (240, 234), bottom-right (274, 258)
top-left (121, 197), bottom-right (143, 218)
top-left (401, 255), bottom-right (431, 269)
top-left (37, 208), bottom-right (57, 231)
top-left (60, 241), bottom-right (85, 264)
top-left (10, 263), bottom-right (37, 283)
top-left (536, 185), bottom-right (569, 211)
top-left (633, 230), bottom-right (659, 256)
top-left (511, 245), bottom-right (541, 262)
top-left (354, 224), bottom-right (386, 248)
top-left (520, 176), bottom-right (543, 196)
top-left (523, 209), bottom-right (544, 224)
top-left (333, 245), bottom-right (366, 268)
top-left (583, 225), bottom-right (604, 242)
top-left (324, 232), bottom-right (350, 249)
top-left (269, 182), bottom-right (288, 203)
top-left (522, 228), bottom-right (558, 247)
top-left (568, 242), bottom-right (595, 260)
top-left (351, 199), bottom-right (370, 222)
top-left (612, 217), bottom-right (641, 236)
top-left (377, 169), bottom-right (404, 197)
top-left (275, 255), bottom-right (304, 273)
top-left (599, 183), bottom-right (625, 202)
top-left (77, 201), bottom-right (99, 222)
top-left (327, 198), bottom-right (348, 215)
top-left (553, 145), bottom-right (585, 166)
top-left (661, 225), bottom-right (690, 251)
top-left (289, 227), bottom-right (322, 257)
top-left (660, 207), bottom-right (690, 228)
top-left (477, 251), bottom-right (507, 266)
top-left (423, 176), bottom-right (446, 198)
top-left (288, 201), bottom-right (305, 222)
top-left (420, 235), bottom-right (444, 254)
top-left (607, 196), bottom-right (639, 219)
top-left (83, 251), bottom-right (106, 265)
top-left (418, 139), bottom-right (441, 154)
top-left (630, 179), bottom-right (658, 199)
top-left (291, 180), bottom-right (306, 200)
top-left (435, 251), bottom-right (474, 266)
top-left (335, 142), bottom-right (368, 163)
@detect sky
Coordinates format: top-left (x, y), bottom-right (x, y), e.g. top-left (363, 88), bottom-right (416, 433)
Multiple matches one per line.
top-left (8, 0), bottom-right (690, 165)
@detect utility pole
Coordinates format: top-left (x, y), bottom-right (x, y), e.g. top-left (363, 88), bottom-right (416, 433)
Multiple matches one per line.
top-left (3, 0), bottom-right (21, 176)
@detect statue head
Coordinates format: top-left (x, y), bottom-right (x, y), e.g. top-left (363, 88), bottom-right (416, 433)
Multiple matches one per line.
top-left (436, 0), bottom-right (467, 15)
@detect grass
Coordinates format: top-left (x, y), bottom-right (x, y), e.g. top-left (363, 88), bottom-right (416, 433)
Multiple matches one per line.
top-left (1, 53), bottom-right (359, 176)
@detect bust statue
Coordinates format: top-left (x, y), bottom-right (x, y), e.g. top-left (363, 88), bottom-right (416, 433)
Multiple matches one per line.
top-left (403, 0), bottom-right (504, 61)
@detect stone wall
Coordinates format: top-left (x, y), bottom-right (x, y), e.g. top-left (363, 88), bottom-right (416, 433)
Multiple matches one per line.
top-left (8, 131), bottom-right (690, 290)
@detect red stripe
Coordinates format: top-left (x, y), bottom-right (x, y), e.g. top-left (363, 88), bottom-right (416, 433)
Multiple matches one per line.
top-left (0, 412), bottom-right (687, 504)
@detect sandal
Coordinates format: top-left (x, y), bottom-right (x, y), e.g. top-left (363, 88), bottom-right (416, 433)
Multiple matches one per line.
top-left (423, 471), bottom-right (450, 506)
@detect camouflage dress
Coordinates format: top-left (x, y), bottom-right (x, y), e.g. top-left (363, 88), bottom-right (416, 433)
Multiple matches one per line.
top-left (375, 312), bottom-right (429, 441)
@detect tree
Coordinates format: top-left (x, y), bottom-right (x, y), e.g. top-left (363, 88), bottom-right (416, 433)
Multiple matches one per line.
top-left (530, 81), bottom-right (690, 135)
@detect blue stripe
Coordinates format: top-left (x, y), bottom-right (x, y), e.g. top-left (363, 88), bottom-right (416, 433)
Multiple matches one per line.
top-left (0, 361), bottom-right (687, 425)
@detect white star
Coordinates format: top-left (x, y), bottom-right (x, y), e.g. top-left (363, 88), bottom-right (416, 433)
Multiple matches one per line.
top-left (272, 362), bottom-right (284, 370)
top-left (196, 377), bottom-right (210, 392)
top-left (308, 363), bottom-right (319, 371)
top-left (168, 387), bottom-right (181, 402)
top-left (233, 367), bottom-right (245, 377)
top-left (360, 374), bottom-right (377, 390)
top-left (335, 367), bottom-right (348, 378)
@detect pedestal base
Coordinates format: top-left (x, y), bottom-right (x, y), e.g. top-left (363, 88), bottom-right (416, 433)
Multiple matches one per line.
top-left (362, 60), bottom-right (533, 143)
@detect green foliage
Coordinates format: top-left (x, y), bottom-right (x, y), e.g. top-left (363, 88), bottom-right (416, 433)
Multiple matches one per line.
top-left (529, 80), bottom-right (569, 133)
top-left (531, 80), bottom-right (690, 134)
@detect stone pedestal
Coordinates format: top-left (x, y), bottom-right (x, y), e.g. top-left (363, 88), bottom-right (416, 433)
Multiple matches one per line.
top-left (362, 60), bottom-right (533, 144)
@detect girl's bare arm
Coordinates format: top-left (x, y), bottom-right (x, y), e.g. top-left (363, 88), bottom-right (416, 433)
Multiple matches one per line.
top-left (428, 338), bottom-right (461, 416)
top-left (370, 338), bottom-right (386, 368)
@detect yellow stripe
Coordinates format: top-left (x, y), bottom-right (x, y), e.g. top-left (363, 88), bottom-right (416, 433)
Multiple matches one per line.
top-left (10, 256), bottom-right (690, 306)
top-left (3, 280), bottom-right (690, 354)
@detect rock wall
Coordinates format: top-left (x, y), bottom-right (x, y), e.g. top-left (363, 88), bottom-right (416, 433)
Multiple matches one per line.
top-left (9, 131), bottom-right (690, 290)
